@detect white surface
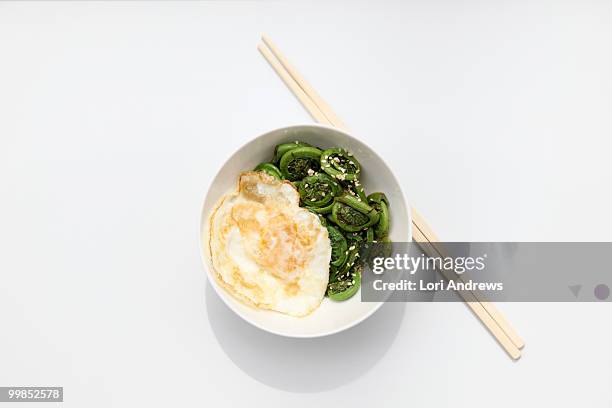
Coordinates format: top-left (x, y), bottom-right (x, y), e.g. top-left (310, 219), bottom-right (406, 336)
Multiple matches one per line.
top-left (1, 1), bottom-right (611, 407)
top-left (201, 124), bottom-right (411, 337)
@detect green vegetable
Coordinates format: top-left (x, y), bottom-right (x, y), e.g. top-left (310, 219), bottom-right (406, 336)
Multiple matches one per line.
top-left (330, 194), bottom-right (379, 232)
top-left (368, 192), bottom-right (390, 238)
top-left (298, 173), bottom-right (341, 207)
top-left (254, 162), bottom-right (282, 179)
top-left (328, 263), bottom-right (362, 301)
top-left (365, 236), bottom-right (393, 268)
top-left (327, 225), bottom-right (348, 268)
top-left (320, 148), bottom-right (361, 181)
top-left (279, 146), bottom-right (322, 181)
top-left (352, 182), bottom-right (368, 202)
top-left (306, 201), bottom-right (334, 214)
top-left (366, 227), bottom-right (375, 243)
top-left (345, 231), bottom-right (365, 243)
top-left (273, 141), bottom-right (312, 164)
top-left (367, 192), bottom-right (389, 206)
top-left (330, 237), bottom-right (361, 282)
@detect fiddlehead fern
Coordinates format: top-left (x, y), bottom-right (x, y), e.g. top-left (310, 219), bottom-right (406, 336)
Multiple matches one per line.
top-left (320, 148), bottom-right (361, 181)
top-left (298, 173), bottom-right (342, 208)
top-left (326, 225), bottom-right (348, 268)
top-left (367, 192), bottom-right (390, 238)
top-left (330, 194), bottom-right (379, 232)
top-left (253, 162), bottom-right (282, 179)
top-left (279, 146), bottom-right (322, 181)
top-left (272, 141), bottom-right (312, 164)
top-left (327, 261), bottom-right (362, 301)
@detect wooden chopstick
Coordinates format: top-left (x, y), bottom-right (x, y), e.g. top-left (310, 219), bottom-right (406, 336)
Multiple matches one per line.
top-left (412, 208), bottom-right (525, 350)
top-left (258, 36), bottom-right (523, 358)
top-left (261, 35), bottom-right (349, 131)
top-left (258, 43), bottom-right (329, 124)
top-left (412, 227), bottom-right (521, 359)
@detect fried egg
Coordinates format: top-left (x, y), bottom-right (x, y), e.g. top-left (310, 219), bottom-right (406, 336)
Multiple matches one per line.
top-left (209, 171), bottom-right (331, 317)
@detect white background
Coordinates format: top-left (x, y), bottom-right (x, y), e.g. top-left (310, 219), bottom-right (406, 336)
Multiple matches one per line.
top-left (1, 1), bottom-right (611, 407)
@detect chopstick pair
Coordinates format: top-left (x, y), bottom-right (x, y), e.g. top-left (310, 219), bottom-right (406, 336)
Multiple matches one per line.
top-left (258, 35), bottom-right (524, 359)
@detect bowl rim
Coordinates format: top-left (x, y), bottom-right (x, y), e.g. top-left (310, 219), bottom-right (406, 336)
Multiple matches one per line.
top-left (199, 123), bottom-right (412, 338)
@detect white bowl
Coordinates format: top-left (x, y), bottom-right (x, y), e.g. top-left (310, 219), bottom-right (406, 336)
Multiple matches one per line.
top-left (200, 124), bottom-right (411, 337)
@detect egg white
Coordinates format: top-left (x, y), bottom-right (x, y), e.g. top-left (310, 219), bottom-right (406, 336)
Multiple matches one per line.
top-left (209, 171), bottom-right (331, 317)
